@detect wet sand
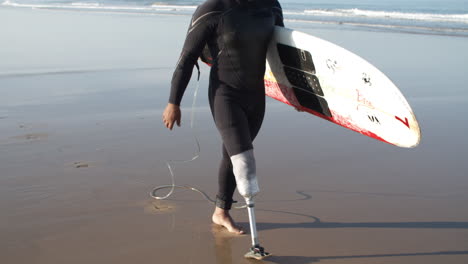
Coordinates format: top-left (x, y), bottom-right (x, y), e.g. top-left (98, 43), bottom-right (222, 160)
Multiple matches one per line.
top-left (1, 6), bottom-right (468, 264)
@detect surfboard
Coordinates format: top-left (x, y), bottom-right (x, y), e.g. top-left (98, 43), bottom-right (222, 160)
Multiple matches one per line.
top-left (201, 26), bottom-right (421, 148)
top-left (264, 26), bottom-right (420, 148)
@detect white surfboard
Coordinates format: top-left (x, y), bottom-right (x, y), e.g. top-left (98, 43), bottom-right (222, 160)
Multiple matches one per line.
top-left (264, 26), bottom-right (421, 148)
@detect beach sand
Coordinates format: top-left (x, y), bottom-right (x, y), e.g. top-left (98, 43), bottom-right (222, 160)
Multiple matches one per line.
top-left (1, 6), bottom-right (468, 264)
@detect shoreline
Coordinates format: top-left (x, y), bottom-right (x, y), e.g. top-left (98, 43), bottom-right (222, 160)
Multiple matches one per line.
top-left (2, 4), bottom-right (468, 38)
top-left (2, 0), bottom-right (468, 37)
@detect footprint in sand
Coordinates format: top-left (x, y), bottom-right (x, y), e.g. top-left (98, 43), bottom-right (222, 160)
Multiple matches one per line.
top-left (142, 200), bottom-right (176, 214)
top-left (66, 161), bottom-right (96, 168)
top-left (73, 162), bottom-right (90, 168)
top-left (12, 133), bottom-right (49, 141)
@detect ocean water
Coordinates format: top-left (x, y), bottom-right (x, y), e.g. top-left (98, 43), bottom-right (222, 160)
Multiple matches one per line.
top-left (2, 0), bottom-right (468, 36)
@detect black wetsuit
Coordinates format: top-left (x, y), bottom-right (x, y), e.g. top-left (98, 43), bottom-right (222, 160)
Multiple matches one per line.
top-left (169, 0), bottom-right (284, 209)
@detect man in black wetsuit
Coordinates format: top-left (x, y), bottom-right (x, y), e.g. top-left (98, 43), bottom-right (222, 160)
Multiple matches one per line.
top-left (163, 0), bottom-right (283, 235)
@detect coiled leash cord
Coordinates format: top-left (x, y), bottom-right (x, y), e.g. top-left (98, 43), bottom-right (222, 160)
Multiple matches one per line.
top-left (150, 63), bottom-right (246, 209)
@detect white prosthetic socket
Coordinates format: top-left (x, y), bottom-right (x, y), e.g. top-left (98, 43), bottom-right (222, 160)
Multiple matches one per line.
top-left (230, 149), bottom-right (259, 199)
top-left (230, 149), bottom-right (261, 248)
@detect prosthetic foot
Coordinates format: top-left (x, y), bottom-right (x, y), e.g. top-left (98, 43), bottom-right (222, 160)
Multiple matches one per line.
top-left (245, 245), bottom-right (271, 260)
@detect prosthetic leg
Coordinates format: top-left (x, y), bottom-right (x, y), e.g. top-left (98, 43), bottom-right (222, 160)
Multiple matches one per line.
top-left (231, 150), bottom-right (271, 260)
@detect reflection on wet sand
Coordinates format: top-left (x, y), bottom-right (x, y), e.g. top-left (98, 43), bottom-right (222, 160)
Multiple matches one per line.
top-left (212, 225), bottom-right (235, 264)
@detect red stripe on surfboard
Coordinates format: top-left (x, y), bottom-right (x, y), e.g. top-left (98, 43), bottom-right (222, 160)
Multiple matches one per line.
top-left (395, 116), bottom-right (410, 128)
top-left (264, 79), bottom-right (393, 146)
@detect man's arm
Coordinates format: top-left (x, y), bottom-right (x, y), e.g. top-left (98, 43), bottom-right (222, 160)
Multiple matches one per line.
top-left (168, 2), bottom-right (221, 106)
top-left (164, 1), bottom-right (222, 130)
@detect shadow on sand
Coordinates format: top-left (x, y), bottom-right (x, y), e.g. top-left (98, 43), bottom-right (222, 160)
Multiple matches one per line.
top-left (213, 190), bottom-right (468, 263)
top-left (251, 188), bottom-right (468, 231)
top-left (264, 251), bottom-right (468, 264)
top-left (240, 206), bottom-right (468, 231)
top-left (236, 207), bottom-right (468, 263)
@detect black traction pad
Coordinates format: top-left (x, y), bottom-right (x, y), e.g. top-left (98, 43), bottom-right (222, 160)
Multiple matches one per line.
top-left (284, 66), bottom-right (324, 96)
top-left (277, 43), bottom-right (332, 117)
top-left (277, 43), bottom-right (316, 74)
top-left (292, 87), bottom-right (332, 117)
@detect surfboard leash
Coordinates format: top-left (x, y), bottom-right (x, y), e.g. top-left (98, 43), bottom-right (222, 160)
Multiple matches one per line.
top-left (150, 62), bottom-right (247, 209)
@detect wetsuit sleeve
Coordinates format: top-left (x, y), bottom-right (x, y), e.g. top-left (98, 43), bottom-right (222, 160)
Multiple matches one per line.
top-left (169, 3), bottom-right (221, 106)
top-left (272, 1), bottom-right (284, 27)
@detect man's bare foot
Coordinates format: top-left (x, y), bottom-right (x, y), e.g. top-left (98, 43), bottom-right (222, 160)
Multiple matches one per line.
top-left (212, 207), bottom-right (245, 235)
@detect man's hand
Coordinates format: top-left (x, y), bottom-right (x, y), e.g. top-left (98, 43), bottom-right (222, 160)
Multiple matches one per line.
top-left (162, 103), bottom-right (181, 130)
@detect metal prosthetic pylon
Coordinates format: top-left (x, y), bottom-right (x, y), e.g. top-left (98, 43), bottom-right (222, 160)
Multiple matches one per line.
top-left (244, 197), bottom-right (271, 260)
